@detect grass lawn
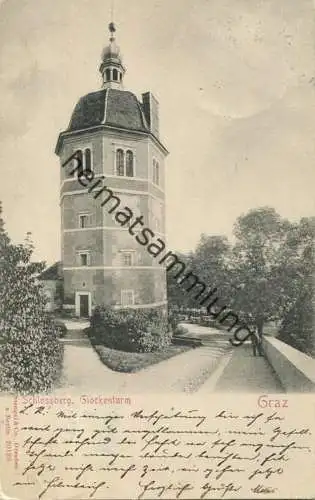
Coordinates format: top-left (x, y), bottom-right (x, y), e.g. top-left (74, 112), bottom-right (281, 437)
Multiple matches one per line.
top-left (93, 343), bottom-right (190, 373)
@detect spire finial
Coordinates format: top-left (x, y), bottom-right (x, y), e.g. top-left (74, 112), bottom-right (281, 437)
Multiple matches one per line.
top-left (110, 0), bottom-right (114, 21)
top-left (109, 21), bottom-right (116, 42)
top-left (109, 0), bottom-right (115, 41)
top-left (100, 1), bottom-right (125, 90)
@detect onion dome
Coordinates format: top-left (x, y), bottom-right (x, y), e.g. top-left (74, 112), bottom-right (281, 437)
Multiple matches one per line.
top-left (102, 22), bottom-right (121, 61)
top-left (99, 22), bottom-right (125, 88)
top-left (101, 41), bottom-right (121, 63)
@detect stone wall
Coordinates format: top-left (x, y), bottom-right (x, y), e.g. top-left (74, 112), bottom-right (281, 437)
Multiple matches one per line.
top-left (263, 336), bottom-right (315, 392)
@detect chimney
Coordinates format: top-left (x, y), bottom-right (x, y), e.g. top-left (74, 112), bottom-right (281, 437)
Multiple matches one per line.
top-left (142, 92), bottom-right (159, 138)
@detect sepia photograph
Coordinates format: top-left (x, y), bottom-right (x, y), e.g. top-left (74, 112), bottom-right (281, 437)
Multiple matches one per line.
top-left (0, 0), bottom-right (314, 499)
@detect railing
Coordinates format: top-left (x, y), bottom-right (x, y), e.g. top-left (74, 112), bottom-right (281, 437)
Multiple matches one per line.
top-left (171, 308), bottom-right (219, 326)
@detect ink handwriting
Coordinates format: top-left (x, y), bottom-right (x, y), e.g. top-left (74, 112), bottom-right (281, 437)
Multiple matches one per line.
top-left (4, 401), bottom-right (311, 499)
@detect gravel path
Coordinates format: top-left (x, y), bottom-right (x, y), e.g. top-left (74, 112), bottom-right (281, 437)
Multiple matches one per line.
top-left (54, 320), bottom-right (283, 394)
top-left (55, 322), bottom-right (232, 394)
top-left (212, 343), bottom-right (284, 392)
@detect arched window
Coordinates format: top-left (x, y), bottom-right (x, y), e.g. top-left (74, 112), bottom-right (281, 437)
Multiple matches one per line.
top-left (126, 150), bottom-right (134, 177)
top-left (116, 149), bottom-right (124, 176)
top-left (113, 69), bottom-right (118, 81)
top-left (85, 148), bottom-right (92, 173)
top-left (105, 69), bottom-right (111, 81)
top-left (74, 149), bottom-right (83, 176)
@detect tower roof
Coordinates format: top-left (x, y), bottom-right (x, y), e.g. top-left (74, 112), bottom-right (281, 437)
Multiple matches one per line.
top-left (67, 88), bottom-right (149, 133)
top-left (55, 19), bottom-right (168, 155)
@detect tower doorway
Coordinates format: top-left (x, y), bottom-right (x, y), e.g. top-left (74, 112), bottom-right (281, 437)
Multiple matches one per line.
top-left (75, 292), bottom-right (91, 317)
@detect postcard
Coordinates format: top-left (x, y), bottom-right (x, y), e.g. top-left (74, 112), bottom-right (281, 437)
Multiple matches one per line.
top-left (0, 0), bottom-right (314, 499)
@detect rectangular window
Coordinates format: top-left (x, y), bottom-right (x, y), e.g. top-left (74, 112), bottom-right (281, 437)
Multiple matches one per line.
top-left (78, 252), bottom-right (90, 266)
top-left (154, 217), bottom-right (161, 232)
top-left (79, 214), bottom-right (89, 228)
top-left (121, 251), bottom-right (133, 266)
top-left (153, 159), bottom-right (160, 185)
top-left (121, 289), bottom-right (135, 306)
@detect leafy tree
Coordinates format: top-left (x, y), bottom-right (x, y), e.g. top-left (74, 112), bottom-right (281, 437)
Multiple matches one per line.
top-left (166, 252), bottom-right (192, 309)
top-left (166, 206), bottom-right (314, 357)
top-left (277, 217), bottom-right (315, 356)
top-left (166, 236), bottom-right (231, 312)
top-left (0, 203), bottom-right (64, 393)
top-left (229, 207), bottom-right (292, 338)
top-left (191, 234), bottom-right (230, 303)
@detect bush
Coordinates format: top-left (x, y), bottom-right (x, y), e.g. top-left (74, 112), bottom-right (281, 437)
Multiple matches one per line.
top-left (278, 289), bottom-right (314, 357)
top-left (168, 308), bottom-right (180, 332)
top-left (173, 324), bottom-right (189, 336)
top-left (0, 205), bottom-right (64, 393)
top-left (0, 315), bottom-right (64, 394)
top-left (90, 306), bottom-right (171, 353)
top-left (53, 319), bottom-right (67, 338)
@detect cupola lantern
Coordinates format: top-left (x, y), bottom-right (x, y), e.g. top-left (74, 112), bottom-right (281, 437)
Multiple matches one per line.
top-left (99, 22), bottom-right (125, 89)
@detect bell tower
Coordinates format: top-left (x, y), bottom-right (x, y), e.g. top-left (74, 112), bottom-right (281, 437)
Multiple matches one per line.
top-left (55, 20), bottom-right (168, 317)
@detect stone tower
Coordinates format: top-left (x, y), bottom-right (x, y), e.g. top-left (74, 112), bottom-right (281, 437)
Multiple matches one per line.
top-left (55, 23), bottom-right (168, 317)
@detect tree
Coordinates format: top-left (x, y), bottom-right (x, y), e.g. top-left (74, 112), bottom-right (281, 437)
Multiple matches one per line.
top-left (0, 203), bottom-right (64, 393)
top-left (277, 217), bottom-right (315, 356)
top-left (229, 207), bottom-right (292, 338)
top-left (166, 207), bottom-right (314, 357)
top-left (166, 236), bottom-right (230, 311)
top-left (191, 234), bottom-right (230, 303)
top-left (167, 252), bottom-right (192, 309)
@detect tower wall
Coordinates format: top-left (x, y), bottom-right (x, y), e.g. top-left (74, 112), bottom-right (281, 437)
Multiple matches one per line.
top-left (59, 128), bottom-right (167, 315)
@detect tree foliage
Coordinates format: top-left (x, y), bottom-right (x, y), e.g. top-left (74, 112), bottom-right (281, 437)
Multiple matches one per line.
top-left (192, 234), bottom-right (230, 299)
top-left (277, 217), bottom-right (314, 356)
top-left (0, 204), bottom-right (64, 393)
top-left (167, 252), bottom-right (193, 308)
top-left (167, 207), bottom-right (314, 357)
top-left (167, 237), bottom-right (230, 309)
top-left (229, 207), bottom-right (291, 335)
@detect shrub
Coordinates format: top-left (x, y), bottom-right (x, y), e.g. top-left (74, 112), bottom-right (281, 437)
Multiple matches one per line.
top-left (168, 308), bottom-right (180, 332)
top-left (53, 319), bottom-right (67, 338)
top-left (0, 205), bottom-right (64, 393)
top-left (0, 317), bottom-right (64, 393)
top-left (173, 324), bottom-right (189, 336)
top-left (90, 306), bottom-right (171, 353)
top-left (278, 288), bottom-right (314, 357)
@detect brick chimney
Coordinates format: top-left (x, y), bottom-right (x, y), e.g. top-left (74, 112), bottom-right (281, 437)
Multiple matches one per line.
top-left (142, 92), bottom-right (159, 138)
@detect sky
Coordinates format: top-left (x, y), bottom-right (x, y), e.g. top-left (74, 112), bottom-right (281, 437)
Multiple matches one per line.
top-left (0, 0), bottom-right (315, 264)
